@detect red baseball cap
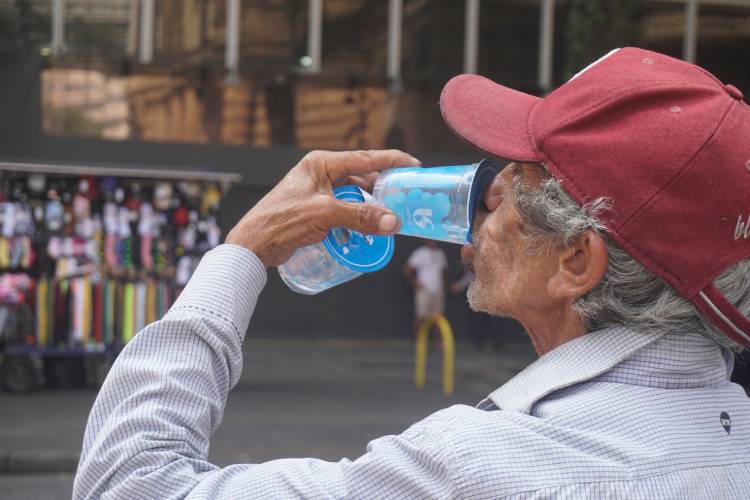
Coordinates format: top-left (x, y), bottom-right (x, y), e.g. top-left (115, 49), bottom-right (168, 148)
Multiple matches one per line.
top-left (440, 47), bottom-right (750, 346)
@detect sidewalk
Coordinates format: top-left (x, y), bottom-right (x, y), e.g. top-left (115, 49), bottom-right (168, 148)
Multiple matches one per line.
top-left (0, 335), bottom-right (535, 498)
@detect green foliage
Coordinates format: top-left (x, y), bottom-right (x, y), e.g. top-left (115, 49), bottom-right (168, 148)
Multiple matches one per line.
top-left (564, 0), bottom-right (644, 79)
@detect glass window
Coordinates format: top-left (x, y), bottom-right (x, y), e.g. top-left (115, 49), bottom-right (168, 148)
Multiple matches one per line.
top-left (479, 0), bottom-right (540, 93)
top-left (239, 0), bottom-right (307, 73)
top-left (152, 0), bottom-right (224, 67)
top-left (321, 0), bottom-right (388, 79)
top-left (0, 0), bottom-right (52, 48)
top-left (696, 3), bottom-right (750, 97)
top-left (64, 0), bottom-right (131, 58)
top-left (401, 0), bottom-right (463, 85)
top-left (638, 1), bottom-right (685, 60)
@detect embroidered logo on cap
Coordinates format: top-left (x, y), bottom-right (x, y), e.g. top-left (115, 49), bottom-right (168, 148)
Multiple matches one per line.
top-left (735, 214), bottom-right (750, 241)
top-left (720, 411), bottom-right (732, 434)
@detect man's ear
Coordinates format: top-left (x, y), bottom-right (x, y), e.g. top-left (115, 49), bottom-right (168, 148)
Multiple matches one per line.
top-left (547, 230), bottom-right (608, 303)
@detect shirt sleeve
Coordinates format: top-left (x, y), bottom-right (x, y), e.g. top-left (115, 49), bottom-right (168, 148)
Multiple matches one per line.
top-left (72, 244), bottom-right (455, 500)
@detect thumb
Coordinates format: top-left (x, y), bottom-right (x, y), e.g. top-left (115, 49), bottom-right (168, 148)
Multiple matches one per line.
top-left (330, 199), bottom-right (400, 235)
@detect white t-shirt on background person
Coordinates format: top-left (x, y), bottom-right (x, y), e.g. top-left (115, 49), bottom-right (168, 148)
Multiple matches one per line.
top-left (407, 246), bottom-right (448, 294)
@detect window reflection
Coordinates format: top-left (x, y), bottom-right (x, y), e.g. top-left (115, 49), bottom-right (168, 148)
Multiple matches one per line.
top-left (38, 0), bottom-right (750, 152)
top-left (322, 0), bottom-right (388, 78)
top-left (65, 0), bottom-right (130, 58)
top-left (696, 4), bottom-right (750, 96)
top-left (639, 1), bottom-right (685, 60)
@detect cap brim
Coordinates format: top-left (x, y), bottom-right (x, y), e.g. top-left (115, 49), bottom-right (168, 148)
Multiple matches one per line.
top-left (440, 74), bottom-right (541, 162)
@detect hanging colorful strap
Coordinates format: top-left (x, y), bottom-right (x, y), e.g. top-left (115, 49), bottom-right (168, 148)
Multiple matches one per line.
top-left (145, 279), bottom-right (156, 325)
top-left (122, 236), bottom-right (133, 269)
top-left (46, 277), bottom-right (56, 347)
top-left (155, 280), bottom-right (163, 319)
top-left (70, 279), bottom-right (81, 343)
top-left (93, 280), bottom-right (103, 344)
top-left (0, 237), bottom-right (9, 268)
top-left (122, 282), bottom-right (135, 344)
top-left (105, 234), bottom-right (118, 270)
top-left (36, 278), bottom-right (48, 347)
top-left (10, 237), bottom-right (22, 268)
top-left (81, 276), bottom-right (92, 345)
top-left (104, 280), bottom-right (115, 345)
top-left (20, 236), bottom-right (32, 269)
top-left (134, 281), bottom-right (146, 334)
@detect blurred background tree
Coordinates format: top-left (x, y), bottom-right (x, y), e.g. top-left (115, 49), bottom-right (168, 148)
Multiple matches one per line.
top-left (564, 0), bottom-right (645, 79)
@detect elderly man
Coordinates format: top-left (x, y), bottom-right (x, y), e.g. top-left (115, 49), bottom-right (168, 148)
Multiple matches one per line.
top-left (75, 48), bottom-right (750, 498)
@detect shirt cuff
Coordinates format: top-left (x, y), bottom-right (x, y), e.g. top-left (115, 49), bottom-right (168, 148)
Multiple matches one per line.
top-left (167, 244), bottom-right (267, 341)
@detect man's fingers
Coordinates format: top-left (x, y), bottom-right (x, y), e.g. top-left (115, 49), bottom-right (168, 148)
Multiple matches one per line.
top-left (328, 199), bottom-right (400, 235)
top-left (304, 149), bottom-right (420, 183)
top-left (334, 172), bottom-right (380, 191)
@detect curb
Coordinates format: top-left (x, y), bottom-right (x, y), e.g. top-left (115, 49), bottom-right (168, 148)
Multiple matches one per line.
top-left (0, 452), bottom-right (78, 474)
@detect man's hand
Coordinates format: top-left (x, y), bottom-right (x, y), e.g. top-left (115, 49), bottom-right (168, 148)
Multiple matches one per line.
top-left (226, 150), bottom-right (420, 267)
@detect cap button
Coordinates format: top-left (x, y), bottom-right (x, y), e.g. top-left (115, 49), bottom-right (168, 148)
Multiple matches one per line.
top-left (726, 84), bottom-right (744, 100)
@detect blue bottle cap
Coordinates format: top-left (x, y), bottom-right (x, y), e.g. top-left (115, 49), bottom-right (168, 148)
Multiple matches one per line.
top-left (322, 186), bottom-right (395, 273)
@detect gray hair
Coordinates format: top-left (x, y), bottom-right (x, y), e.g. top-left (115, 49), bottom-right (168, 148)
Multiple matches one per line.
top-left (511, 164), bottom-right (750, 351)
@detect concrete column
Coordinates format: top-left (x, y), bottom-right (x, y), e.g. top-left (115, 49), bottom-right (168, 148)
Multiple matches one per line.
top-left (139, 0), bottom-right (154, 64)
top-left (225, 0), bottom-right (241, 80)
top-left (683, 0), bottom-right (698, 63)
top-left (538, 0), bottom-right (555, 92)
top-left (307, 0), bottom-right (323, 73)
top-left (464, 0), bottom-right (480, 74)
top-left (51, 0), bottom-right (65, 56)
top-left (387, 0), bottom-right (403, 81)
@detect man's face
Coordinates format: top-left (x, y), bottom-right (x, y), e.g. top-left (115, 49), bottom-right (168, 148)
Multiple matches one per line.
top-left (461, 163), bottom-right (560, 321)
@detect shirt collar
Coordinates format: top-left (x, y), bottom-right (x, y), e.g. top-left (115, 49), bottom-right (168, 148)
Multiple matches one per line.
top-left (482, 326), bottom-right (728, 414)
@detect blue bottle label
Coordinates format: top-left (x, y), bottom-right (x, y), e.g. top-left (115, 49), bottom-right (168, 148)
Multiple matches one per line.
top-left (380, 159), bottom-right (498, 243)
top-left (322, 186), bottom-right (395, 273)
top-left (383, 188), bottom-right (453, 241)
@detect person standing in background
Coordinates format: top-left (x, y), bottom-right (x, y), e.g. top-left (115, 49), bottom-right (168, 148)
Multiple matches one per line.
top-left (404, 240), bottom-right (448, 335)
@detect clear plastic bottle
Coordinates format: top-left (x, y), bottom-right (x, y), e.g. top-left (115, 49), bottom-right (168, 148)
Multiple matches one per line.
top-left (277, 186), bottom-right (395, 294)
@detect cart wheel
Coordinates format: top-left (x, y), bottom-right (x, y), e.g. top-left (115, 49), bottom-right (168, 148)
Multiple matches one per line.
top-left (0, 356), bottom-right (41, 393)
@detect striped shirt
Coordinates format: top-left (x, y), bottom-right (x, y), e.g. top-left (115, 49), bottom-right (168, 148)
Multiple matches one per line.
top-left (73, 245), bottom-right (750, 499)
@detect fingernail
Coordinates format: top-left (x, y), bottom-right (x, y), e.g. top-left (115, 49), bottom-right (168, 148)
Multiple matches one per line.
top-left (409, 155), bottom-right (422, 166)
top-left (379, 213), bottom-right (398, 232)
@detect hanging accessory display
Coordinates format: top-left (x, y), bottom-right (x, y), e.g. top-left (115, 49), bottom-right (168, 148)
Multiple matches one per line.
top-left (0, 164), bottom-right (234, 394)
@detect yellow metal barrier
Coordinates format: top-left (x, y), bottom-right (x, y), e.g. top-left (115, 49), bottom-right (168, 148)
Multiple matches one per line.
top-left (414, 314), bottom-right (454, 395)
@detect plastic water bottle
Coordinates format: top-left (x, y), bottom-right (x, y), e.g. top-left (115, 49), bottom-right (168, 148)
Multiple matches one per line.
top-left (277, 185), bottom-right (395, 294)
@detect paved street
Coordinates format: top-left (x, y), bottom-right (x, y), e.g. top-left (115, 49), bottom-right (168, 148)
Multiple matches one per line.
top-left (0, 335), bottom-right (535, 498)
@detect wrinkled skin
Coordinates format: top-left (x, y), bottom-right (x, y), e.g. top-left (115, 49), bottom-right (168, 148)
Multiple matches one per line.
top-left (461, 163), bottom-right (608, 355)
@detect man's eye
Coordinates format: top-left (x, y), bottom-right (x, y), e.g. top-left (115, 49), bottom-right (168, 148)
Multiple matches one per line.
top-left (484, 191), bottom-right (503, 212)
